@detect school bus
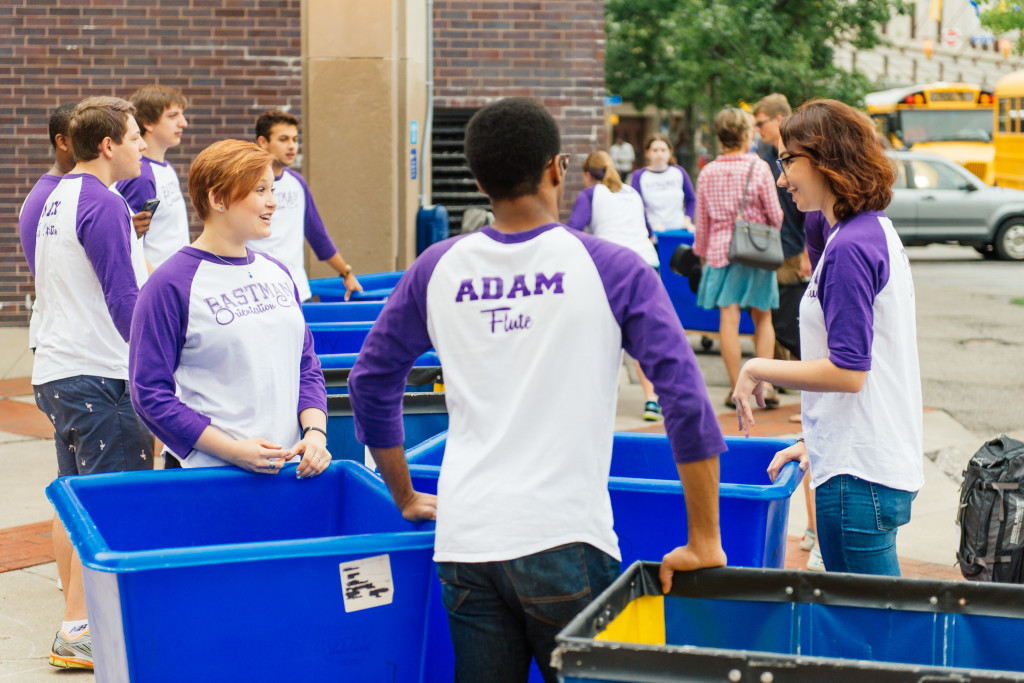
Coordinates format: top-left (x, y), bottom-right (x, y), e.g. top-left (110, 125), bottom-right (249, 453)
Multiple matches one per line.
top-left (994, 71), bottom-right (1024, 189)
top-left (866, 82), bottom-right (995, 185)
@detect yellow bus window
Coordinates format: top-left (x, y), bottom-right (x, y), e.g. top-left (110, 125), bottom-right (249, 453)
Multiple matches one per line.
top-left (1000, 98), bottom-right (1010, 133)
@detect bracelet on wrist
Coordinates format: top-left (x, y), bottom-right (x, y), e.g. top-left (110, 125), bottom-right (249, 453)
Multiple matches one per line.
top-left (302, 426), bottom-right (328, 442)
top-left (796, 437), bottom-right (805, 443)
top-left (341, 265), bottom-right (353, 278)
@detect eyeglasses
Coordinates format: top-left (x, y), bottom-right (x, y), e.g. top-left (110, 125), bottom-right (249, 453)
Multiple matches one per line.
top-left (775, 153), bottom-right (807, 175)
top-left (548, 153), bottom-right (571, 174)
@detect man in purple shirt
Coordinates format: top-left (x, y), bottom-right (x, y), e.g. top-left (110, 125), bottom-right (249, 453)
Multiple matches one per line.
top-left (19, 102), bottom-right (77, 279)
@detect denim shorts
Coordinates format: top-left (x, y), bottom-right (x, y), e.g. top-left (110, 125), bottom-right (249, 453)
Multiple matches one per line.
top-left (34, 375), bottom-right (154, 477)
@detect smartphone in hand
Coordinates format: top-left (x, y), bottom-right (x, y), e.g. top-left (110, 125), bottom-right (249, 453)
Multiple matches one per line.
top-left (141, 198), bottom-right (160, 216)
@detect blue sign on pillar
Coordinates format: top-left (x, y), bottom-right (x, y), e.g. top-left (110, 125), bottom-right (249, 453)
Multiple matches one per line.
top-left (411, 148), bottom-right (418, 180)
top-left (410, 121), bottom-right (418, 145)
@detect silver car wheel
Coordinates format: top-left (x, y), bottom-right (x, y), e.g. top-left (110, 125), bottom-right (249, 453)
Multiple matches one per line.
top-left (996, 221), bottom-right (1024, 262)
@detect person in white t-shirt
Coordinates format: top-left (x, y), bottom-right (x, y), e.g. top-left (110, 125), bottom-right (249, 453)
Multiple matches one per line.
top-left (248, 110), bottom-right (361, 302)
top-left (349, 98), bottom-right (726, 683)
top-left (129, 139), bottom-right (330, 476)
top-left (732, 100), bottom-right (922, 577)
top-left (609, 135), bottom-right (635, 179)
top-left (33, 96), bottom-right (153, 671)
top-left (630, 133), bottom-right (696, 232)
top-left (567, 150), bottom-right (663, 422)
top-left (115, 84), bottom-right (191, 269)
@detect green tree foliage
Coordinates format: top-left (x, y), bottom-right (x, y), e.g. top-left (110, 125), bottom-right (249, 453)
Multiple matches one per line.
top-left (978, 1), bottom-right (1024, 54)
top-left (606, 0), bottom-right (906, 116)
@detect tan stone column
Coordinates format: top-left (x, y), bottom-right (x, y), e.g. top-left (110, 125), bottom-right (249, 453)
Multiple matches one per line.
top-left (303, 0), bottom-right (427, 279)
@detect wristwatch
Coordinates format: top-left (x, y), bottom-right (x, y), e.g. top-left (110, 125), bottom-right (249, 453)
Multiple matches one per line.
top-left (341, 265), bottom-right (353, 278)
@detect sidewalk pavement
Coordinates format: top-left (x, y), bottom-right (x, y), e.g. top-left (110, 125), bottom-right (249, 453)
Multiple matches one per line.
top-left (0, 328), bottom-right (996, 679)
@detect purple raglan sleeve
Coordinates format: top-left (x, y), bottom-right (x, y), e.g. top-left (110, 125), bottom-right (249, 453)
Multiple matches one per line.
top-left (630, 170), bottom-right (654, 236)
top-left (292, 170), bottom-right (339, 261)
top-left (128, 254), bottom-right (212, 457)
top-left (566, 186), bottom-right (595, 231)
top-left (114, 163), bottom-right (156, 213)
top-left (573, 233), bottom-right (726, 463)
top-left (816, 219), bottom-right (890, 372)
top-left (805, 211), bottom-right (827, 269)
top-left (261, 250), bottom-right (329, 416)
top-left (677, 165), bottom-right (697, 221)
top-left (18, 175), bottom-right (60, 278)
top-left (77, 186), bottom-right (139, 341)
top-left (349, 238), bottom-right (464, 448)
top-left (260, 248), bottom-right (327, 413)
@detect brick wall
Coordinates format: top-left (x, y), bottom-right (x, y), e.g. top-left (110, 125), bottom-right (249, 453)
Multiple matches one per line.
top-left (0, 0), bottom-right (302, 326)
top-left (432, 0), bottom-right (607, 212)
top-left (0, 0), bottom-right (605, 327)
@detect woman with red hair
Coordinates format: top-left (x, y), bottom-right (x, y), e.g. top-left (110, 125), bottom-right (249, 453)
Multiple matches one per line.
top-left (732, 100), bottom-right (922, 576)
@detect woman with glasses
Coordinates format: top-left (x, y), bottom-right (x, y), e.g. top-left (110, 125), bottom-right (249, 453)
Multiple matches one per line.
top-left (733, 99), bottom-right (922, 576)
top-left (693, 108), bottom-right (783, 409)
top-left (567, 150), bottom-right (663, 421)
top-left (630, 133), bottom-right (696, 232)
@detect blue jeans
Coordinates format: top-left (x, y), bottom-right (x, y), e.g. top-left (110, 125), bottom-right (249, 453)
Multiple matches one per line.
top-left (815, 474), bottom-right (916, 576)
top-left (436, 542), bottom-right (620, 683)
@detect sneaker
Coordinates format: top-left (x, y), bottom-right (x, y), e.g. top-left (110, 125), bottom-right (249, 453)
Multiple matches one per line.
top-left (50, 629), bottom-right (93, 669)
top-left (642, 401), bottom-right (663, 421)
top-left (806, 547), bottom-right (825, 572)
top-left (799, 529), bottom-right (816, 551)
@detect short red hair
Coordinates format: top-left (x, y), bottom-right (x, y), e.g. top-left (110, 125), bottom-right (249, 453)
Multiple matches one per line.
top-left (779, 99), bottom-right (896, 222)
top-left (188, 140), bottom-right (274, 221)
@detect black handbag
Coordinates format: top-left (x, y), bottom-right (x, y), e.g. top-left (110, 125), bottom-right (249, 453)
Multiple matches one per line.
top-left (669, 244), bottom-right (702, 295)
top-left (728, 160), bottom-right (784, 270)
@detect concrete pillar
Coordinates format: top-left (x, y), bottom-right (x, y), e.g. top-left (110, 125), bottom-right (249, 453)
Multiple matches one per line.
top-left (302, 0), bottom-right (427, 278)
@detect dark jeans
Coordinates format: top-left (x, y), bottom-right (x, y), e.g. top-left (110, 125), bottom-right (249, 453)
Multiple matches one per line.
top-left (436, 542), bottom-right (620, 683)
top-left (816, 474), bottom-right (916, 576)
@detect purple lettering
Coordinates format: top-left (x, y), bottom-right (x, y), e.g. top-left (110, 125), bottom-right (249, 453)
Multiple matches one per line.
top-left (507, 274), bottom-right (531, 299)
top-left (220, 294), bottom-right (235, 309)
top-left (258, 283), bottom-right (273, 298)
top-left (534, 272), bottom-right (564, 295)
top-left (203, 297), bottom-right (222, 314)
top-left (232, 287), bottom-right (249, 305)
top-left (481, 306), bottom-right (532, 334)
top-left (245, 284), bottom-right (262, 301)
top-left (455, 279), bottom-right (479, 303)
top-left (481, 277), bottom-right (504, 299)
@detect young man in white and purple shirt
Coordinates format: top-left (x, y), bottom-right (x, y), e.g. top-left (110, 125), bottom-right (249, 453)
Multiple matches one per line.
top-left (33, 97), bottom-right (154, 670)
top-left (349, 98), bottom-right (726, 683)
top-left (115, 84), bottom-right (191, 269)
top-left (249, 110), bottom-right (362, 301)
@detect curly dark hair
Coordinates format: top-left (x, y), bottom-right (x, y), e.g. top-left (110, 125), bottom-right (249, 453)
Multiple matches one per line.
top-left (779, 99), bottom-right (896, 222)
top-left (464, 98), bottom-right (561, 202)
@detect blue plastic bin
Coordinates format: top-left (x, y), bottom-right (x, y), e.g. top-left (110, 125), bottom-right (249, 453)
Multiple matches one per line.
top-left (405, 432), bottom-right (800, 683)
top-left (309, 270), bottom-right (404, 302)
top-left (46, 461), bottom-right (436, 683)
top-left (327, 392), bottom-right (449, 463)
top-left (308, 321), bottom-right (373, 355)
top-left (655, 229), bottom-right (755, 335)
top-left (302, 300), bottom-right (386, 323)
top-left (557, 561), bottom-right (1024, 682)
top-left (319, 351), bottom-right (442, 395)
top-left (406, 432), bottom-right (800, 569)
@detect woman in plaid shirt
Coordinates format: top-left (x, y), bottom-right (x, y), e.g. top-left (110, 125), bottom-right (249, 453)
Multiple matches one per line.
top-left (694, 108), bottom-right (783, 408)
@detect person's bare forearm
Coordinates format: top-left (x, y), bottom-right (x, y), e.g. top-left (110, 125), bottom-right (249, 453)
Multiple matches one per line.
top-left (742, 357), bottom-right (865, 394)
top-left (677, 456), bottom-right (722, 557)
top-left (369, 445), bottom-right (416, 508)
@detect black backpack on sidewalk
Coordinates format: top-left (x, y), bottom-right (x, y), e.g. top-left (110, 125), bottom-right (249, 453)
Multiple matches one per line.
top-left (958, 435), bottom-right (1024, 582)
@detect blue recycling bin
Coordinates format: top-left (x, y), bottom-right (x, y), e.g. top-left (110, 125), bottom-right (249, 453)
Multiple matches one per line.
top-left (309, 270), bottom-right (404, 302)
top-left (417, 204), bottom-right (450, 255)
top-left (308, 322), bottom-right (373, 355)
top-left (302, 301), bottom-right (386, 323)
top-left (46, 461), bottom-right (436, 683)
top-left (655, 229), bottom-right (755, 335)
top-left (404, 432), bottom-right (801, 683)
top-left (319, 350), bottom-right (441, 395)
top-left (327, 392), bottom-right (449, 463)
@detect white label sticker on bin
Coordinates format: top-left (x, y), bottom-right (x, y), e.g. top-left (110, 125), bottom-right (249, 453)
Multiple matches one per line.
top-left (340, 554), bottom-right (394, 613)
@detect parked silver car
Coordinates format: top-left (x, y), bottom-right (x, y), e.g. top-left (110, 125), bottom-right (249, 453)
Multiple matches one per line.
top-left (886, 150), bottom-right (1024, 261)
